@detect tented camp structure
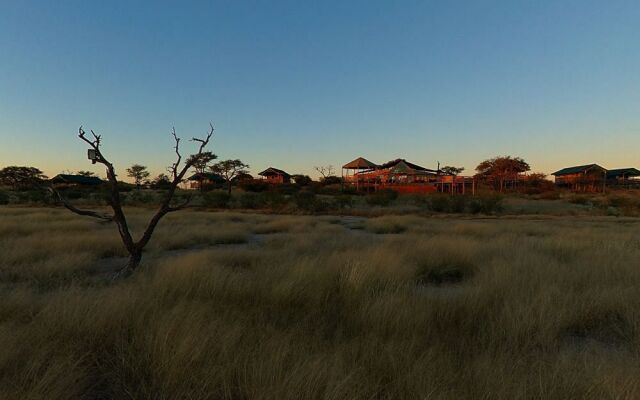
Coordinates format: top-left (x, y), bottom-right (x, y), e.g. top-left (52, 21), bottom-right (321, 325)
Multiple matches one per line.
top-left (342, 157), bottom-right (475, 194)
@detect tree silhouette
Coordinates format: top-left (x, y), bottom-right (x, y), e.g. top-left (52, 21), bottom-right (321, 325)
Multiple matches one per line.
top-left (50, 125), bottom-right (214, 278)
top-left (0, 166), bottom-right (47, 189)
top-left (126, 164), bottom-right (150, 187)
top-left (77, 170), bottom-right (95, 177)
top-left (440, 166), bottom-right (465, 176)
top-left (192, 151), bottom-right (217, 174)
top-left (314, 165), bottom-right (335, 180)
top-left (210, 159), bottom-right (250, 195)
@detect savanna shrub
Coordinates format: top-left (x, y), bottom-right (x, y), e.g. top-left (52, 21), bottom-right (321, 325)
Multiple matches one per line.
top-left (293, 190), bottom-right (316, 211)
top-left (448, 195), bottom-right (468, 213)
top-left (126, 190), bottom-right (156, 205)
top-left (238, 192), bottom-right (264, 209)
top-left (239, 179), bottom-right (270, 192)
top-left (203, 191), bottom-right (230, 208)
top-left (64, 189), bottom-right (84, 200)
top-left (273, 183), bottom-right (299, 195)
top-left (469, 194), bottom-right (504, 214)
top-left (366, 189), bottom-right (398, 207)
top-left (568, 195), bottom-right (590, 205)
top-left (317, 183), bottom-right (343, 195)
top-left (261, 191), bottom-right (287, 210)
top-left (539, 190), bottom-right (561, 200)
top-left (335, 194), bottom-right (354, 209)
top-left (0, 190), bottom-right (10, 205)
top-left (428, 194), bottom-right (450, 212)
top-left (34, 190), bottom-right (52, 204)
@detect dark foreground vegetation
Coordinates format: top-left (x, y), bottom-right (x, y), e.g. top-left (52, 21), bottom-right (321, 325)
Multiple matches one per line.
top-left (3, 181), bottom-right (640, 217)
top-left (2, 207), bottom-right (640, 399)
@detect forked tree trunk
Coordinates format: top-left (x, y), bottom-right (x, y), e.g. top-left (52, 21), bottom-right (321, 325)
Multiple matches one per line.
top-left (53, 125), bottom-right (214, 280)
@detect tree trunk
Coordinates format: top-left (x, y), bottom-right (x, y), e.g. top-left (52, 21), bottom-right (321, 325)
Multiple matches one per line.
top-left (227, 181), bottom-right (232, 195)
top-left (113, 249), bottom-right (142, 280)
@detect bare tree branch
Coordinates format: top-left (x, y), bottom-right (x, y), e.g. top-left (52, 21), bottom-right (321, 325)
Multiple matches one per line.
top-left (167, 195), bottom-right (193, 212)
top-left (56, 123), bottom-right (215, 278)
top-left (47, 186), bottom-right (113, 222)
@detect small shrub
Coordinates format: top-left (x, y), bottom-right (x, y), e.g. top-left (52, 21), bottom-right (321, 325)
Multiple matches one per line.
top-left (568, 195), bottom-right (590, 205)
top-left (469, 194), bottom-right (504, 214)
top-left (428, 194), bottom-right (450, 212)
top-left (261, 191), bottom-right (287, 210)
top-left (203, 191), bottom-right (231, 208)
top-left (273, 183), bottom-right (299, 195)
top-left (26, 190), bottom-right (52, 204)
top-left (239, 179), bottom-right (270, 192)
top-left (238, 192), bottom-right (264, 209)
top-left (335, 194), bottom-right (354, 209)
top-left (366, 190), bottom-right (398, 207)
top-left (126, 190), bottom-right (156, 205)
top-left (317, 184), bottom-right (343, 195)
top-left (416, 261), bottom-right (474, 285)
top-left (448, 195), bottom-right (468, 213)
top-left (539, 190), bottom-right (561, 200)
top-left (365, 217), bottom-right (407, 234)
top-left (293, 190), bottom-right (317, 211)
top-left (409, 194), bottom-right (430, 208)
top-left (64, 189), bottom-right (84, 200)
top-left (0, 190), bottom-right (10, 205)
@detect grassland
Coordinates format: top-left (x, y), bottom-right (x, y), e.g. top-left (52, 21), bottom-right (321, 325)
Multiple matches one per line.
top-left (1, 206), bottom-right (640, 399)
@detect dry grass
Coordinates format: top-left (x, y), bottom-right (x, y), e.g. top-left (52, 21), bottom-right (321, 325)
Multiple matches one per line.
top-left (2, 207), bottom-right (640, 399)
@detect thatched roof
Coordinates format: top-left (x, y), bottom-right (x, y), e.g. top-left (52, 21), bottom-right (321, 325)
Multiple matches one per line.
top-left (342, 157), bottom-right (378, 170)
top-left (378, 159), bottom-right (437, 174)
top-left (552, 164), bottom-right (606, 176)
top-left (50, 174), bottom-right (103, 185)
top-left (258, 167), bottom-right (290, 177)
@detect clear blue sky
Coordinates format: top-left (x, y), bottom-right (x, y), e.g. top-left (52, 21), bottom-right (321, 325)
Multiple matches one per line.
top-left (1, 0), bottom-right (639, 179)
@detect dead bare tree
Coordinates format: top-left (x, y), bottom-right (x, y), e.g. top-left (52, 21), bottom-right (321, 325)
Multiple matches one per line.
top-left (314, 165), bottom-right (335, 180)
top-left (50, 124), bottom-right (214, 278)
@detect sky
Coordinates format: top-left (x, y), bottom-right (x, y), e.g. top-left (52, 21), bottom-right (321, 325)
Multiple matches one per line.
top-left (1, 0), bottom-right (639, 180)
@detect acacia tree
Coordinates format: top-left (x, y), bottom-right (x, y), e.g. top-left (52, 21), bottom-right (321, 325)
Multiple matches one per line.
top-left (210, 159), bottom-right (249, 195)
top-left (191, 151), bottom-right (217, 192)
top-left (0, 166), bottom-right (47, 189)
top-left (50, 125), bottom-right (214, 278)
top-left (77, 170), bottom-right (95, 177)
top-left (475, 156), bottom-right (530, 192)
top-left (192, 151), bottom-right (217, 175)
top-left (126, 164), bottom-right (150, 187)
top-left (440, 166), bottom-right (465, 176)
top-left (151, 173), bottom-right (171, 188)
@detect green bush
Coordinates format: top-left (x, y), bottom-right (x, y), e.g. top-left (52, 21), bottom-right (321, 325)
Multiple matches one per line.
top-left (317, 184), bottom-right (343, 195)
top-left (293, 190), bottom-right (317, 211)
top-left (469, 195), bottom-right (504, 214)
top-left (428, 195), bottom-right (450, 212)
top-left (539, 191), bottom-right (561, 200)
top-left (203, 191), bottom-right (230, 208)
top-left (126, 190), bottom-right (156, 205)
top-left (28, 190), bottom-right (52, 204)
top-left (273, 183), bottom-right (299, 195)
top-left (448, 195), bottom-right (469, 213)
top-left (239, 180), bottom-right (270, 192)
top-left (261, 191), bottom-right (287, 210)
top-left (238, 192), bottom-right (264, 209)
top-left (366, 190), bottom-right (398, 207)
top-left (568, 195), bottom-right (590, 205)
top-left (335, 194), bottom-right (354, 209)
top-left (64, 189), bottom-right (84, 200)
top-left (0, 190), bottom-right (10, 205)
